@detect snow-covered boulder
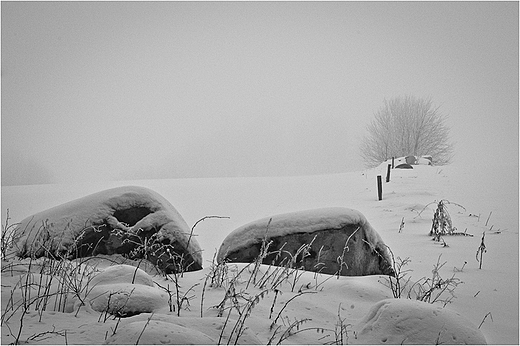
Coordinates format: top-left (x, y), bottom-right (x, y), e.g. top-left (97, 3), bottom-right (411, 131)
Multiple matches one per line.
top-left (395, 163), bottom-right (414, 169)
top-left (217, 207), bottom-right (394, 277)
top-left (11, 186), bottom-right (202, 273)
top-left (416, 155), bottom-right (432, 165)
top-left (82, 265), bottom-right (168, 317)
top-left (405, 155), bottom-right (417, 165)
top-left (353, 298), bottom-right (487, 344)
top-left (383, 155), bottom-right (432, 168)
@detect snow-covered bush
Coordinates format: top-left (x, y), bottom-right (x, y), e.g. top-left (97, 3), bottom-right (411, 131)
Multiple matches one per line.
top-left (380, 253), bottom-right (463, 307)
top-left (428, 199), bottom-right (466, 241)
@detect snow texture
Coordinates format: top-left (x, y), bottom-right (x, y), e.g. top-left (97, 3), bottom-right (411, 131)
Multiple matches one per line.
top-left (218, 207), bottom-right (391, 264)
top-left (353, 298), bottom-right (487, 344)
top-left (1, 163), bottom-right (517, 344)
top-left (11, 186), bottom-right (202, 268)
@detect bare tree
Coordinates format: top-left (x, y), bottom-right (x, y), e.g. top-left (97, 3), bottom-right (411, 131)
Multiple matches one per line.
top-left (360, 96), bottom-right (454, 167)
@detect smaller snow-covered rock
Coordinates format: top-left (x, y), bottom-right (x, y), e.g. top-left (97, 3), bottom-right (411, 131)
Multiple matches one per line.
top-left (82, 265), bottom-right (167, 316)
top-left (416, 155), bottom-right (432, 165)
top-left (217, 207), bottom-right (394, 276)
top-left (353, 298), bottom-right (487, 345)
top-left (382, 155), bottom-right (433, 168)
top-left (405, 155), bottom-right (417, 165)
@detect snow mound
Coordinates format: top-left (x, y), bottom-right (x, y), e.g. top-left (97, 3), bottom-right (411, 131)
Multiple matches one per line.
top-left (81, 265), bottom-right (168, 316)
top-left (11, 186), bottom-right (202, 273)
top-left (104, 314), bottom-right (262, 345)
top-left (103, 320), bottom-right (215, 345)
top-left (90, 264), bottom-right (155, 287)
top-left (353, 298), bottom-right (487, 345)
top-left (88, 284), bottom-right (167, 317)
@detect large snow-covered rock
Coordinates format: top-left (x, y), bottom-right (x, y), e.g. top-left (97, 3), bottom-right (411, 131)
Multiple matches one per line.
top-left (217, 207), bottom-right (394, 276)
top-left (11, 186), bottom-right (202, 273)
top-left (353, 299), bottom-right (487, 344)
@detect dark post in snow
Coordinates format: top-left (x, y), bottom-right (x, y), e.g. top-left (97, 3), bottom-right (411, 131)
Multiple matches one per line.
top-left (386, 164), bottom-right (391, 183)
top-left (377, 175), bottom-right (383, 200)
top-left (391, 157), bottom-right (395, 169)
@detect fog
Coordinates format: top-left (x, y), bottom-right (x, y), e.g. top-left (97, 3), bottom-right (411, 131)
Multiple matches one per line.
top-left (2, 2), bottom-right (518, 186)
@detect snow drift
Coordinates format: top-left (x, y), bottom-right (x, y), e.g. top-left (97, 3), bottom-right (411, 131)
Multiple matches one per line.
top-left (103, 314), bottom-right (262, 345)
top-left (353, 298), bottom-right (487, 344)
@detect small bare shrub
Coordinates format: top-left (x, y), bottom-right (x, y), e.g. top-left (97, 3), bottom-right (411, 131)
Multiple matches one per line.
top-left (476, 232), bottom-right (487, 269)
top-left (1, 209), bottom-right (20, 261)
top-left (380, 252), bottom-right (462, 307)
top-left (213, 284), bottom-right (270, 345)
top-left (268, 318), bottom-right (313, 345)
top-left (478, 312), bottom-right (493, 329)
top-left (398, 217), bottom-right (405, 233)
top-left (155, 277), bottom-right (198, 317)
top-left (427, 200), bottom-right (466, 241)
top-left (379, 249), bottom-right (412, 299)
top-left (336, 227), bottom-right (360, 278)
top-left (408, 254), bottom-right (462, 306)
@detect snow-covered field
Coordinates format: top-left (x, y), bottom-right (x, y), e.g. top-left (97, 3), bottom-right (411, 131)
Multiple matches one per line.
top-left (1, 162), bottom-right (518, 344)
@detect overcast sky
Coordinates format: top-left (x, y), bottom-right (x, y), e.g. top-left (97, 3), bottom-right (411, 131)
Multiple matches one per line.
top-left (2, 1), bottom-right (518, 186)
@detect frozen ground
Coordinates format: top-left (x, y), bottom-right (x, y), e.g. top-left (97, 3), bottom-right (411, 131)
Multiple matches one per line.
top-left (1, 162), bottom-right (518, 344)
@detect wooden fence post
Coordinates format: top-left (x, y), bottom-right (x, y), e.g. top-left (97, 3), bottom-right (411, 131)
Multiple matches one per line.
top-left (377, 175), bottom-right (383, 200)
top-left (386, 164), bottom-right (391, 183)
top-left (391, 157), bottom-right (395, 169)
